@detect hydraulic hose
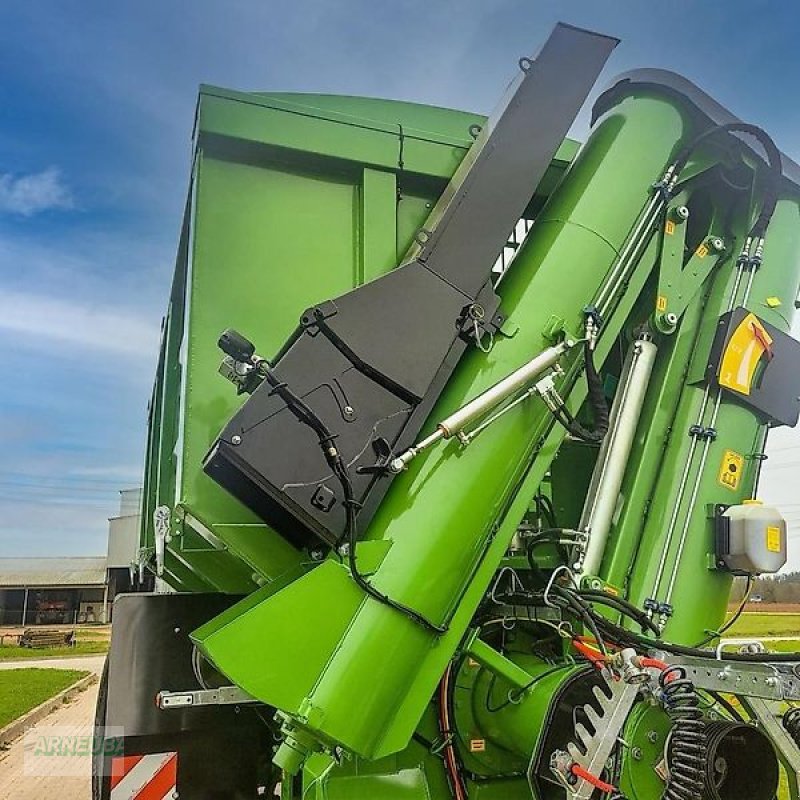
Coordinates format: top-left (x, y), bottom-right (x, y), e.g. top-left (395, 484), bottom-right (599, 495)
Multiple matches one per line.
top-left (551, 341), bottom-right (609, 443)
top-left (672, 122), bottom-right (783, 240)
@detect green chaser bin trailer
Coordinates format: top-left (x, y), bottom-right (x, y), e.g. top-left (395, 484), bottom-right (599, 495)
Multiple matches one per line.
top-left (95, 23), bottom-right (800, 800)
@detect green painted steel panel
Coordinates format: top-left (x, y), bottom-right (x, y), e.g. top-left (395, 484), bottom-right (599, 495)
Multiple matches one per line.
top-left (195, 90), bottom-right (691, 760)
top-left (142, 71), bottom-right (800, 800)
top-left (140, 87), bottom-right (577, 594)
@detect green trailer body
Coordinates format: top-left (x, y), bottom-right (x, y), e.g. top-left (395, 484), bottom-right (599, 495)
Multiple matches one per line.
top-left (141, 86), bottom-right (577, 595)
top-left (99, 24), bottom-right (800, 800)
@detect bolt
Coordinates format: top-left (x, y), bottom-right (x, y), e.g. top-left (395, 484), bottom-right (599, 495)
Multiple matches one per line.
top-left (710, 237), bottom-right (725, 252)
top-left (310, 549), bottom-right (325, 561)
top-left (665, 312), bottom-right (678, 327)
top-left (344, 406), bottom-right (354, 415)
top-left (647, 730), bottom-right (659, 744)
top-left (173, 627), bottom-right (181, 634)
top-left (632, 747), bottom-right (643, 761)
top-left (231, 434), bottom-right (242, 445)
top-left (675, 206), bottom-right (690, 220)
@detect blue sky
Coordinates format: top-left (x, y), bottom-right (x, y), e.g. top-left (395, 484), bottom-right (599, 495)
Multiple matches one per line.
top-left (2, 1), bottom-right (800, 559)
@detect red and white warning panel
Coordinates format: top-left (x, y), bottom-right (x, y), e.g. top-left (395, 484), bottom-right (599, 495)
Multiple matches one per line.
top-left (110, 752), bottom-right (177, 800)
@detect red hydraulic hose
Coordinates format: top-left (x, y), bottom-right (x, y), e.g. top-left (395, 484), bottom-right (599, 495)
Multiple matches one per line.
top-left (571, 763), bottom-right (617, 794)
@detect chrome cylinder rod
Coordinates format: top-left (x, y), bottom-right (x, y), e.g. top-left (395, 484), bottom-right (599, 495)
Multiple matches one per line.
top-left (390, 340), bottom-right (573, 472)
top-left (576, 335), bottom-right (658, 577)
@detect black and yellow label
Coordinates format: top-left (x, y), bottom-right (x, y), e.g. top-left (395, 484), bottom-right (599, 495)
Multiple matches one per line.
top-left (665, 220), bottom-right (676, 236)
top-left (718, 449), bottom-right (744, 491)
top-left (656, 295), bottom-right (668, 313)
top-left (718, 313), bottom-right (773, 396)
top-left (470, 739), bottom-right (486, 753)
top-left (695, 243), bottom-right (709, 258)
top-left (767, 526), bottom-right (782, 553)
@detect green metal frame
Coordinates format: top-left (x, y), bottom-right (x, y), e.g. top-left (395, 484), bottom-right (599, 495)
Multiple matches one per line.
top-left (137, 74), bottom-right (800, 800)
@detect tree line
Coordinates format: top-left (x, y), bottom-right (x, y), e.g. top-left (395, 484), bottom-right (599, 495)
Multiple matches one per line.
top-left (730, 572), bottom-right (800, 604)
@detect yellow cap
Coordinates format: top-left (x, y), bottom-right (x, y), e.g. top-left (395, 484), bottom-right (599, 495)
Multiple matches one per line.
top-left (742, 498), bottom-right (763, 505)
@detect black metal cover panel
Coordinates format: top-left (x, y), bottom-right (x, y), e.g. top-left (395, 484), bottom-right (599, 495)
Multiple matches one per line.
top-left (204, 24), bottom-right (618, 548)
top-left (706, 307), bottom-right (800, 427)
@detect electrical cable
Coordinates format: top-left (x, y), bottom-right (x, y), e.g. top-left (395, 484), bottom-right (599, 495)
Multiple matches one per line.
top-left (438, 664), bottom-right (468, 800)
top-left (484, 663), bottom-right (572, 713)
top-left (694, 575), bottom-right (753, 647)
top-left (259, 362), bottom-right (447, 634)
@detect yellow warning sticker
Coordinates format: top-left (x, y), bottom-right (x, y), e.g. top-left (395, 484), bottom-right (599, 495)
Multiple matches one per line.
top-left (469, 739), bottom-right (486, 753)
top-left (718, 313), bottom-right (773, 396)
top-left (656, 295), bottom-right (668, 313)
top-left (767, 526), bottom-right (782, 553)
top-left (665, 220), bottom-right (676, 236)
top-left (695, 243), bottom-right (709, 258)
top-left (718, 449), bottom-right (744, 491)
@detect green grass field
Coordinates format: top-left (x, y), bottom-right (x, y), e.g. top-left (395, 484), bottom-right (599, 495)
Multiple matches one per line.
top-left (725, 611), bottom-right (800, 639)
top-left (714, 612), bottom-right (799, 798)
top-left (0, 668), bottom-right (89, 728)
top-left (0, 640), bottom-right (109, 661)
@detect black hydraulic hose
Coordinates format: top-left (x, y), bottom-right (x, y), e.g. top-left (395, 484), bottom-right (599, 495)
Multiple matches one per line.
top-left (672, 122), bottom-right (783, 240)
top-left (525, 529), bottom-right (569, 589)
top-left (261, 363), bottom-right (446, 634)
top-left (588, 604), bottom-right (800, 663)
top-left (550, 341), bottom-right (609, 444)
top-left (548, 584), bottom-right (608, 656)
top-left (578, 590), bottom-right (662, 638)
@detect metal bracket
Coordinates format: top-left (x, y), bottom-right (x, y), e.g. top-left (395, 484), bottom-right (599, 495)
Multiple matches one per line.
top-left (551, 671), bottom-right (640, 799)
top-left (662, 652), bottom-right (800, 701)
top-left (654, 196), bottom-right (724, 333)
top-left (157, 685), bottom-right (257, 709)
top-left (743, 697), bottom-right (800, 798)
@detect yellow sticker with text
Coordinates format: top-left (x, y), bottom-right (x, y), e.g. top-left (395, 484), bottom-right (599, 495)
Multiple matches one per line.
top-left (718, 313), bottom-right (773, 396)
top-left (470, 739), bottom-right (486, 753)
top-left (767, 526), bottom-right (782, 553)
top-left (718, 449), bottom-right (744, 491)
top-left (696, 243), bottom-right (709, 258)
top-left (665, 220), bottom-right (676, 236)
top-left (656, 295), bottom-right (668, 313)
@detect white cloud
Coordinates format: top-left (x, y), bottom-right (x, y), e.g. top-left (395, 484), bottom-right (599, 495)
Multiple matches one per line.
top-left (0, 288), bottom-right (159, 359)
top-left (0, 167), bottom-right (74, 216)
